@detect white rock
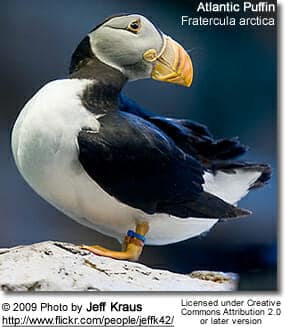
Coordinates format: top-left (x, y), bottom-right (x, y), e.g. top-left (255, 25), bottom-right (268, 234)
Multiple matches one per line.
top-left (0, 241), bottom-right (238, 291)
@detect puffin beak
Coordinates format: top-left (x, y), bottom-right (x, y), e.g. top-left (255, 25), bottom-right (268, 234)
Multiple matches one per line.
top-left (144, 35), bottom-right (193, 87)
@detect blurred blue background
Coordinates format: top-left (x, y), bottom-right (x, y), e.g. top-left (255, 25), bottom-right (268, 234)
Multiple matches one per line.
top-left (0, 0), bottom-right (277, 290)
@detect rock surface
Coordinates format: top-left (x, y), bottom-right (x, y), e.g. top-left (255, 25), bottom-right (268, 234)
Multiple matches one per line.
top-left (0, 241), bottom-right (238, 291)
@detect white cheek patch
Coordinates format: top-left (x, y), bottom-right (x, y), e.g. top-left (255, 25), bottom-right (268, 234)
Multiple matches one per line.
top-left (88, 16), bottom-right (163, 80)
top-left (89, 32), bottom-right (124, 73)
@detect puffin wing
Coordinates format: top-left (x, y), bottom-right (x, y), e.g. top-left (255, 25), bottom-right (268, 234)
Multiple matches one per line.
top-left (78, 111), bottom-right (249, 219)
top-left (118, 94), bottom-right (271, 206)
top-left (119, 94), bottom-right (247, 164)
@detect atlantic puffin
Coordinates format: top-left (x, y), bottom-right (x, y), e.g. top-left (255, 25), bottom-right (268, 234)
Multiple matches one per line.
top-left (12, 14), bottom-right (271, 261)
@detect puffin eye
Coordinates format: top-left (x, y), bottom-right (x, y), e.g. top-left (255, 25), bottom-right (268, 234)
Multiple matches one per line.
top-left (127, 19), bottom-right (141, 33)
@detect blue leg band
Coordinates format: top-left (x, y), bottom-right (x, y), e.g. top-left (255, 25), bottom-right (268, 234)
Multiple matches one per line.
top-left (127, 230), bottom-right (146, 242)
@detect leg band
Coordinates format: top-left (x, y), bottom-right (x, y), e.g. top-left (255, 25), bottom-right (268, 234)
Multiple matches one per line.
top-left (127, 230), bottom-right (146, 242)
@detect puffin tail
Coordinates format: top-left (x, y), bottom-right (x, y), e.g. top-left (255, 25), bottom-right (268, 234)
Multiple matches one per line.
top-left (157, 191), bottom-right (251, 219)
top-left (203, 162), bottom-right (272, 205)
top-left (157, 163), bottom-right (271, 219)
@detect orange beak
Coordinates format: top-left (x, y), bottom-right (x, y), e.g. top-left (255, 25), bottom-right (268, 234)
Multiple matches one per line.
top-left (144, 35), bottom-right (193, 87)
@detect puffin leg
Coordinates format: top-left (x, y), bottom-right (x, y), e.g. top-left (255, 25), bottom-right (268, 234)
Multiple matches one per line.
top-left (80, 222), bottom-right (149, 261)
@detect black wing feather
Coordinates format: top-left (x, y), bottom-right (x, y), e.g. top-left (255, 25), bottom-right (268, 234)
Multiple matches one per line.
top-left (119, 94), bottom-right (247, 166)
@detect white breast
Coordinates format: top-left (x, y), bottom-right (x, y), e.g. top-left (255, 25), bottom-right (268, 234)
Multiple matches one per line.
top-left (12, 79), bottom-right (100, 194)
top-left (11, 79), bottom-right (218, 246)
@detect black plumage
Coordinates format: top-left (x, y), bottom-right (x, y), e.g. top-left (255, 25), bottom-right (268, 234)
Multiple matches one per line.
top-left (78, 93), bottom-right (252, 219)
top-left (119, 94), bottom-right (247, 167)
top-left (78, 113), bottom-right (250, 218)
top-left (118, 94), bottom-right (271, 189)
top-left (69, 36), bottom-right (94, 74)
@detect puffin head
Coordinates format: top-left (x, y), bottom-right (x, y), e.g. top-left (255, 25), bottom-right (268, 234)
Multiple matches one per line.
top-left (70, 14), bottom-right (193, 87)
